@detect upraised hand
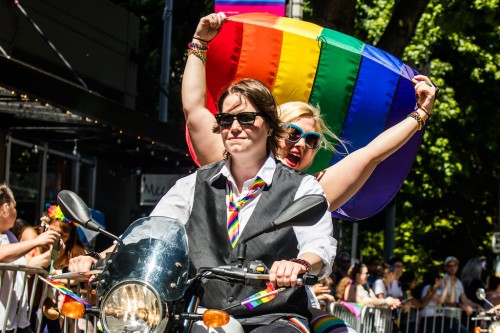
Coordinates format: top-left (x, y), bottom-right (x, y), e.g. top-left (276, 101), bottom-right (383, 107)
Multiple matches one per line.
top-left (193, 12), bottom-right (227, 43)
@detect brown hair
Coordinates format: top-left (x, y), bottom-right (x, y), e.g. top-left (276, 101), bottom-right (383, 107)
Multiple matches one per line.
top-left (213, 79), bottom-right (286, 158)
top-left (0, 183), bottom-right (14, 206)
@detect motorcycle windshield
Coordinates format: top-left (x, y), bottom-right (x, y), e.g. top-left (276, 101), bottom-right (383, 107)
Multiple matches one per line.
top-left (98, 216), bottom-right (189, 301)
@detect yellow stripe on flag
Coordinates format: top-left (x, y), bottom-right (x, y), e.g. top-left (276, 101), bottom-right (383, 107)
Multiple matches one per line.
top-left (273, 18), bottom-right (322, 105)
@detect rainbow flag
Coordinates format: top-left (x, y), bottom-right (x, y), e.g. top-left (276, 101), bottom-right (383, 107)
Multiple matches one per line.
top-left (39, 276), bottom-right (90, 308)
top-left (196, 13), bottom-right (427, 221)
top-left (215, 0), bottom-right (286, 17)
top-left (243, 283), bottom-right (282, 309)
top-left (340, 301), bottom-right (363, 319)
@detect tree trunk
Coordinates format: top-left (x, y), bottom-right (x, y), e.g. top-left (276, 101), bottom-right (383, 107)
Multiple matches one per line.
top-left (376, 0), bottom-right (430, 58)
top-left (309, 0), bottom-right (357, 36)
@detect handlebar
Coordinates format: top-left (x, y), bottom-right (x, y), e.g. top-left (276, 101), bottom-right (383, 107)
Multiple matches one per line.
top-left (201, 266), bottom-right (318, 286)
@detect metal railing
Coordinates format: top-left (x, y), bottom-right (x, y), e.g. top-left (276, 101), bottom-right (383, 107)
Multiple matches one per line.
top-left (0, 264), bottom-right (48, 333)
top-left (0, 264), bottom-right (97, 333)
top-left (328, 302), bottom-right (475, 333)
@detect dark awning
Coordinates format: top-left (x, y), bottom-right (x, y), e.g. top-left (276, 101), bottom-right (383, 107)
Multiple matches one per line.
top-left (0, 54), bottom-right (187, 155)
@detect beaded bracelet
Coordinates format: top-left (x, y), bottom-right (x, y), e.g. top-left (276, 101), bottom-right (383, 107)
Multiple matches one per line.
top-left (289, 258), bottom-right (312, 273)
top-left (187, 48), bottom-right (207, 64)
top-left (188, 42), bottom-right (208, 51)
top-left (407, 112), bottom-right (425, 130)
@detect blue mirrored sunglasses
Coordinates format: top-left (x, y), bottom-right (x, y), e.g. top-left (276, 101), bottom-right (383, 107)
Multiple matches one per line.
top-left (283, 123), bottom-right (322, 149)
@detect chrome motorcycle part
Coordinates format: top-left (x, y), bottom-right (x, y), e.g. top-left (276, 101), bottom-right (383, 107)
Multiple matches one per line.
top-left (101, 281), bottom-right (166, 333)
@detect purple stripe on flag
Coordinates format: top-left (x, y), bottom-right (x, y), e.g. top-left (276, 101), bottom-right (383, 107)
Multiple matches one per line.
top-left (217, 0), bottom-right (285, 3)
top-left (215, 5), bottom-right (285, 16)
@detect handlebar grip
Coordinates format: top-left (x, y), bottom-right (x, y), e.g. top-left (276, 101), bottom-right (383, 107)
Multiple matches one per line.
top-left (297, 274), bottom-right (318, 286)
top-left (91, 258), bottom-right (107, 270)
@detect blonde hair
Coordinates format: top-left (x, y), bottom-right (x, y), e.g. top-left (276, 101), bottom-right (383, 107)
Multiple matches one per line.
top-left (278, 101), bottom-right (347, 154)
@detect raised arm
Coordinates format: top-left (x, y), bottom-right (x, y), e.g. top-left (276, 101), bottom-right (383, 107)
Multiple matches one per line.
top-left (182, 13), bottom-right (227, 165)
top-left (316, 75), bottom-right (437, 211)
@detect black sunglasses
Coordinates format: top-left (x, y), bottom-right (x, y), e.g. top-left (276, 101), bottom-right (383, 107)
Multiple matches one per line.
top-left (214, 112), bottom-right (264, 128)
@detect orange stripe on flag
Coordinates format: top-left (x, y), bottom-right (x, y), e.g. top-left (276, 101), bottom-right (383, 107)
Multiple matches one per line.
top-left (236, 23), bottom-right (283, 90)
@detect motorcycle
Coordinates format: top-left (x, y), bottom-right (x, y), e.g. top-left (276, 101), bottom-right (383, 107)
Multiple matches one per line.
top-left (472, 288), bottom-right (500, 333)
top-left (52, 190), bottom-right (326, 333)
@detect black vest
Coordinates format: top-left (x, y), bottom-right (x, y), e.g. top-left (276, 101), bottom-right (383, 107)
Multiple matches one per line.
top-left (185, 160), bottom-right (311, 319)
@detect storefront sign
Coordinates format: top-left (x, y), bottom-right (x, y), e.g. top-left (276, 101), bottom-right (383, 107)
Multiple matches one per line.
top-left (140, 174), bottom-right (182, 206)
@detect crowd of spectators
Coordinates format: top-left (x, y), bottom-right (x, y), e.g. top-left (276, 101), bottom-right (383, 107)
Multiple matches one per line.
top-left (310, 252), bottom-right (497, 333)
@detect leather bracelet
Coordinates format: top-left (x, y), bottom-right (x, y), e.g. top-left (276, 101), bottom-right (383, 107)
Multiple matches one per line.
top-left (289, 258), bottom-right (312, 273)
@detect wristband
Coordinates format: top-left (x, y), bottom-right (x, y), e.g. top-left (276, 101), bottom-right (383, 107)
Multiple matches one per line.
top-left (289, 258), bottom-right (312, 273)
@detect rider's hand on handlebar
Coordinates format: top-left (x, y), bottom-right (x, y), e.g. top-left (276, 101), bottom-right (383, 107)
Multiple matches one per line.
top-left (68, 255), bottom-right (96, 273)
top-left (269, 260), bottom-right (307, 287)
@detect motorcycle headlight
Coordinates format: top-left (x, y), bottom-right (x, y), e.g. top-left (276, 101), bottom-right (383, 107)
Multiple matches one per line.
top-left (101, 281), bottom-right (165, 333)
top-left (490, 321), bottom-right (500, 333)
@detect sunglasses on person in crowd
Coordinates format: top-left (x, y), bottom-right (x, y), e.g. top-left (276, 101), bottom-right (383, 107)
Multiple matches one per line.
top-left (214, 112), bottom-right (265, 128)
top-left (284, 123), bottom-right (322, 149)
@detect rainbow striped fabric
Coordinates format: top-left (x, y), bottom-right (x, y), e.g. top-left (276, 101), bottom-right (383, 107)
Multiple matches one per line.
top-left (243, 282), bottom-right (279, 309)
top-left (39, 276), bottom-right (90, 308)
top-left (340, 301), bottom-right (363, 319)
top-left (227, 177), bottom-right (265, 248)
top-left (215, 0), bottom-right (286, 17)
top-left (311, 314), bottom-right (357, 333)
top-left (199, 13), bottom-right (426, 221)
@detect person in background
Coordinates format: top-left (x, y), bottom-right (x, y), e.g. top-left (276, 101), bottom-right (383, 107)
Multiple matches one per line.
top-left (10, 218), bottom-right (44, 259)
top-left (367, 256), bottom-right (383, 289)
top-left (333, 251), bottom-right (352, 288)
top-left (461, 257), bottom-right (487, 308)
top-left (0, 183), bottom-right (59, 333)
top-left (41, 205), bottom-right (87, 271)
top-left (373, 263), bottom-right (397, 299)
top-left (312, 276), bottom-right (335, 311)
top-left (343, 263), bottom-right (400, 309)
top-left (388, 256), bottom-right (404, 300)
top-left (486, 275), bottom-right (500, 306)
top-left (442, 256), bottom-right (483, 315)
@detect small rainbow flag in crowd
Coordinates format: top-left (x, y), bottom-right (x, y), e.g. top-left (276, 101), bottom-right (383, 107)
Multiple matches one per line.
top-left (215, 0), bottom-right (286, 17)
top-left (243, 283), bottom-right (283, 309)
top-left (340, 301), bottom-right (363, 319)
top-left (39, 276), bottom-right (90, 308)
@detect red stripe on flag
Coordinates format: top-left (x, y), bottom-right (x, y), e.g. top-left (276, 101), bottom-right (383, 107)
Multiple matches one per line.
top-left (206, 20), bottom-right (244, 114)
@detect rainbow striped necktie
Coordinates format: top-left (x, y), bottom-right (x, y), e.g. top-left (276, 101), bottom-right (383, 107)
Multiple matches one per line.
top-left (227, 177), bottom-right (265, 248)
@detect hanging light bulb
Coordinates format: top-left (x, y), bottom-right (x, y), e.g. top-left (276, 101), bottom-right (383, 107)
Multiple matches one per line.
top-left (33, 145), bottom-right (38, 154)
top-left (72, 140), bottom-right (78, 156)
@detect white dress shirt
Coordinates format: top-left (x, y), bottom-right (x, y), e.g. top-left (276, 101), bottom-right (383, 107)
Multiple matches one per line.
top-left (151, 155), bottom-right (337, 277)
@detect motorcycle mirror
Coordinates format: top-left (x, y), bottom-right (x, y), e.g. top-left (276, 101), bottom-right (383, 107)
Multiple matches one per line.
top-left (477, 288), bottom-right (486, 301)
top-left (240, 194), bottom-right (328, 245)
top-left (57, 190), bottom-right (123, 244)
top-left (202, 309), bottom-right (230, 328)
top-left (57, 190), bottom-right (92, 226)
top-left (272, 194), bottom-right (328, 230)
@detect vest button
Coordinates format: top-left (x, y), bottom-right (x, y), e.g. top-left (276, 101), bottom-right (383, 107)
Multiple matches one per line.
top-left (228, 296), bottom-right (234, 302)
